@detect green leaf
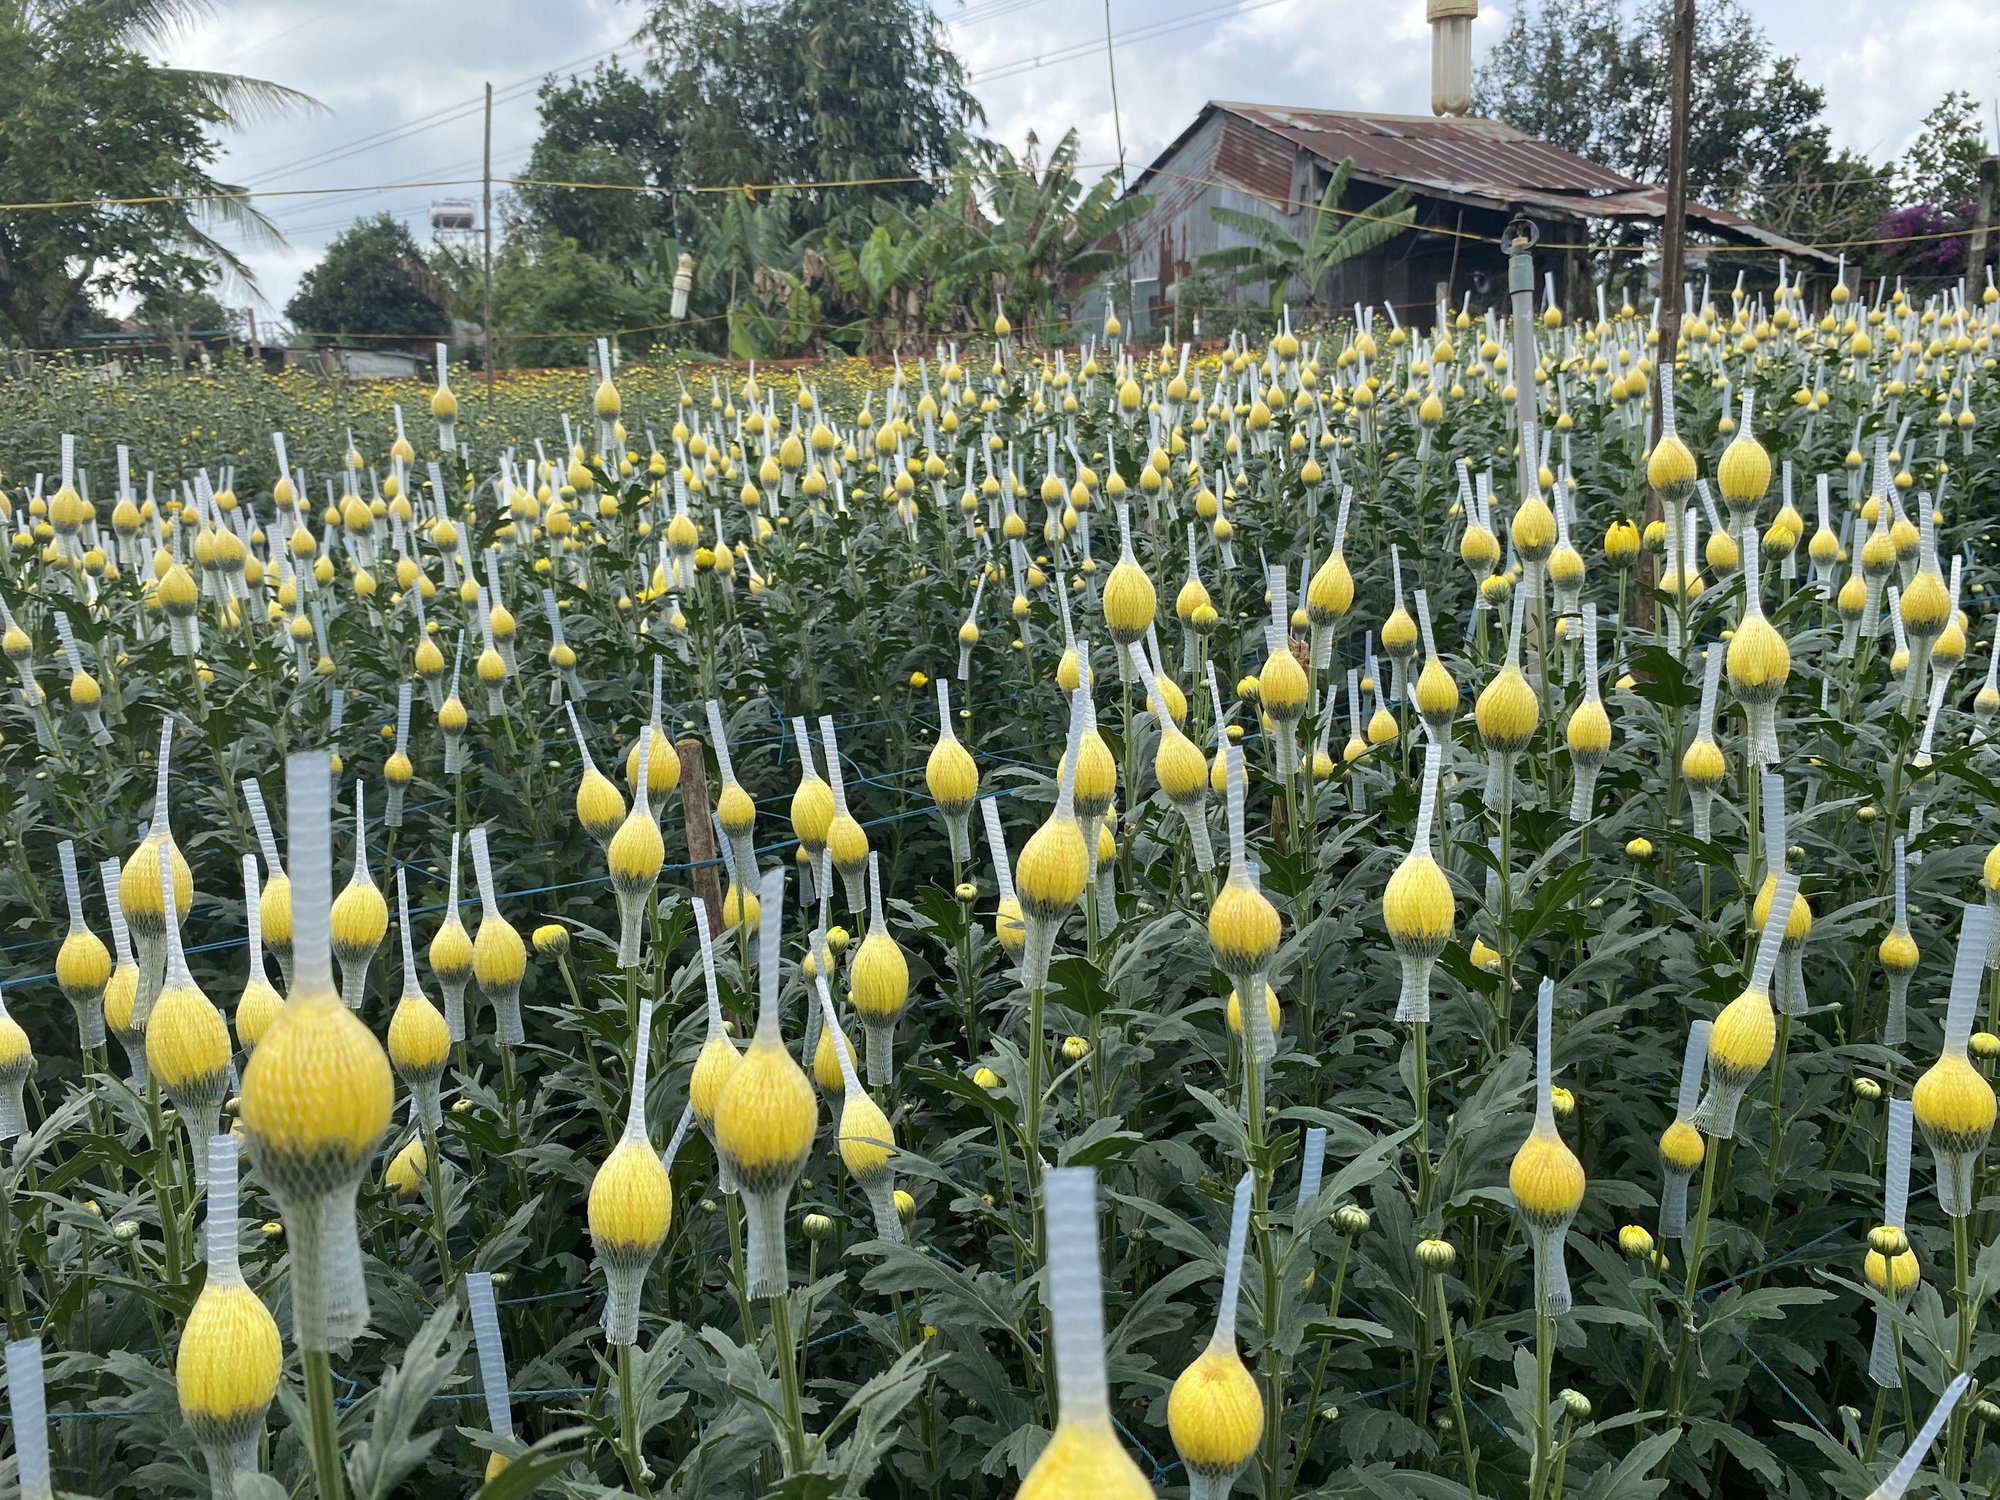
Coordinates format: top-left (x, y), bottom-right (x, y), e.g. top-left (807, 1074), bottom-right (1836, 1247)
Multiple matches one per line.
top-left (1047, 953), bottom-right (1118, 1020)
top-left (469, 1425), bottom-right (593, 1500)
top-left (1688, 1417), bottom-right (1784, 1487)
top-left (823, 1341), bottom-right (939, 1492)
top-left (1574, 1428), bottom-right (1679, 1498)
top-left (1056, 1117), bottom-right (1143, 1169)
top-left (346, 1299), bottom-right (466, 1500)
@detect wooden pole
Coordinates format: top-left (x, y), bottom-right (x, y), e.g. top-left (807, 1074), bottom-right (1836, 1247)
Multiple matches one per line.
top-left (482, 81), bottom-right (495, 405)
top-left (1640, 0), bottom-right (1695, 633)
top-left (676, 736), bottom-right (725, 937)
top-left (1969, 155), bottom-right (1999, 292)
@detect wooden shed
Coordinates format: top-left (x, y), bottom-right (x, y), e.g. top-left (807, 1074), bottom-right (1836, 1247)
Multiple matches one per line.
top-left (1122, 102), bottom-right (1832, 333)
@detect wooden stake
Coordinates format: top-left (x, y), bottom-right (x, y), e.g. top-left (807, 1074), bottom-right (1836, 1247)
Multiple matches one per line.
top-left (677, 735), bottom-right (725, 936)
top-left (1969, 155), bottom-right (1998, 291)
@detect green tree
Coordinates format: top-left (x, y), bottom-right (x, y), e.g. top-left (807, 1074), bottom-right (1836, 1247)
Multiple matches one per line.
top-left (0, 0), bottom-right (312, 347)
top-left (135, 280), bottom-right (240, 336)
top-left (515, 61), bottom-right (677, 266)
top-left (777, 0), bottom-right (978, 224)
top-left (285, 214), bottom-right (449, 344)
top-left (1196, 159), bottom-right (1416, 318)
top-left (691, 190), bottom-right (824, 358)
top-left (1898, 90), bottom-right (1991, 209)
top-left (489, 231), bottom-right (660, 369)
top-left (1471, 0), bottom-right (1613, 166)
top-left (1476, 0), bottom-right (1831, 210)
top-left (518, 0), bottom-right (980, 257)
top-left (1751, 140), bottom-right (1893, 260)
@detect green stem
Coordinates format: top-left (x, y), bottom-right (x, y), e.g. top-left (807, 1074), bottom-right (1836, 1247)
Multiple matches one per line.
top-left (301, 1348), bottom-right (346, 1500)
top-left (1496, 770), bottom-right (1516, 1051)
top-left (1665, 1138), bottom-right (1727, 1434)
top-left (1246, 1049), bottom-right (1281, 1500)
top-left (1413, 1020), bottom-right (1433, 1224)
top-left (1531, 1301), bottom-right (1553, 1500)
top-left (1948, 1209), bottom-right (1975, 1481)
top-left (422, 1121), bottom-right (452, 1281)
top-left (617, 1340), bottom-right (652, 1498)
top-left (1864, 1386), bottom-right (1887, 1463)
top-left (1436, 1275), bottom-right (1480, 1497)
top-left (1024, 981), bottom-right (1047, 1236)
top-left (1754, 1012), bottom-right (1793, 1256)
top-left (1290, 1235), bottom-right (1353, 1493)
top-left (724, 1193), bottom-right (756, 1341)
top-left (145, 1075), bottom-right (184, 1286)
top-left (769, 1287), bottom-right (808, 1475)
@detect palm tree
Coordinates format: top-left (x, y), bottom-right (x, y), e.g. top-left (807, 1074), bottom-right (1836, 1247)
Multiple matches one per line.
top-left (0, 0), bottom-right (316, 346)
top-left (950, 129), bottom-right (1151, 344)
top-left (1196, 157), bottom-right (1417, 319)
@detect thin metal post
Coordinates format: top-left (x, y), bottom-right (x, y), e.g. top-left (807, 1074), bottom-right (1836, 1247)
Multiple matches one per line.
top-left (1640, 0), bottom-right (1695, 631)
top-left (482, 81), bottom-right (495, 404)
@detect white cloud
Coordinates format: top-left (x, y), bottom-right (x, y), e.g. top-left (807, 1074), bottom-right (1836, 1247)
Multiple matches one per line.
top-left (1776, 0), bottom-right (2000, 160)
top-left (153, 0), bottom-right (1998, 320)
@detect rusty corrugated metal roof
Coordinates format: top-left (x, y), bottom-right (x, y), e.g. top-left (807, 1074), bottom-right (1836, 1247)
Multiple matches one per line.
top-left (1214, 113), bottom-right (1294, 201)
top-left (1132, 102), bottom-right (1835, 263)
top-left (1218, 104), bottom-right (1633, 198)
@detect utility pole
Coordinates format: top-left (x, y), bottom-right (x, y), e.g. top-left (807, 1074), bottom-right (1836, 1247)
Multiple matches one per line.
top-left (1640, 0), bottom-right (1695, 632)
top-left (482, 81), bottom-right (495, 404)
top-left (246, 306), bottom-right (262, 368)
top-left (1969, 155), bottom-right (1998, 293)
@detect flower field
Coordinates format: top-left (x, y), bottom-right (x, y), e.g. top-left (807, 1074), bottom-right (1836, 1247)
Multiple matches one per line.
top-left (2, 282), bottom-right (1999, 1500)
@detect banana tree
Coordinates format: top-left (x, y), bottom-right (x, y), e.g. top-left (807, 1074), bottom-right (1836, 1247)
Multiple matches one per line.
top-left (693, 190), bottom-right (823, 358)
top-left (819, 214), bottom-right (945, 356)
top-left (948, 128), bottom-right (1151, 344)
top-left (1197, 156), bottom-right (1417, 318)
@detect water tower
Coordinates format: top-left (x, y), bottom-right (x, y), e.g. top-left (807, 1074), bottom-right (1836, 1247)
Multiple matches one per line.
top-left (429, 197), bottom-right (478, 250)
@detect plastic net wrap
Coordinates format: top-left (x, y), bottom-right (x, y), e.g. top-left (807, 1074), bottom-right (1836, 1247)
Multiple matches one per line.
top-left (178, 1135), bottom-right (281, 1498)
top-left (147, 847), bottom-right (230, 1180)
top-left (1511, 978), bottom-right (1582, 1316)
top-left (429, 834), bottom-right (474, 1042)
top-left (589, 986), bottom-right (671, 1344)
top-left (1916, 903), bottom-right (1993, 1217)
top-left (1695, 871), bottom-right (1797, 1141)
top-left (388, 868), bottom-right (450, 1134)
top-left (469, 827), bottom-right (527, 1046)
top-left (238, 751), bottom-right (394, 1353)
top-left (713, 865), bottom-right (816, 1299)
top-left (1657, 1020), bottom-right (1711, 1246)
top-left (330, 786), bottom-right (386, 1010)
top-left (55, 838), bottom-right (108, 1050)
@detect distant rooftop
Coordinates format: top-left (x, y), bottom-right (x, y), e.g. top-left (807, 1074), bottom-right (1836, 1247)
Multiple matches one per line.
top-left (1133, 102), bottom-right (1834, 263)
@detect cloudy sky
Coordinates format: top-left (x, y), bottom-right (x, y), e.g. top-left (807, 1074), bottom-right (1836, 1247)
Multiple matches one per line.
top-left (161, 0), bottom-right (2000, 324)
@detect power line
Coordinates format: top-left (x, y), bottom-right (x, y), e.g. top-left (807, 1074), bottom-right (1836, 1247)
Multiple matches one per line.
top-left (939, 0), bottom-right (1055, 28)
top-left (969, 0), bottom-right (1291, 84)
top-left (226, 39), bottom-right (627, 187)
top-left (233, 76), bottom-right (547, 188)
top-left (261, 135), bottom-right (540, 230)
top-left (199, 0), bottom-right (351, 68)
